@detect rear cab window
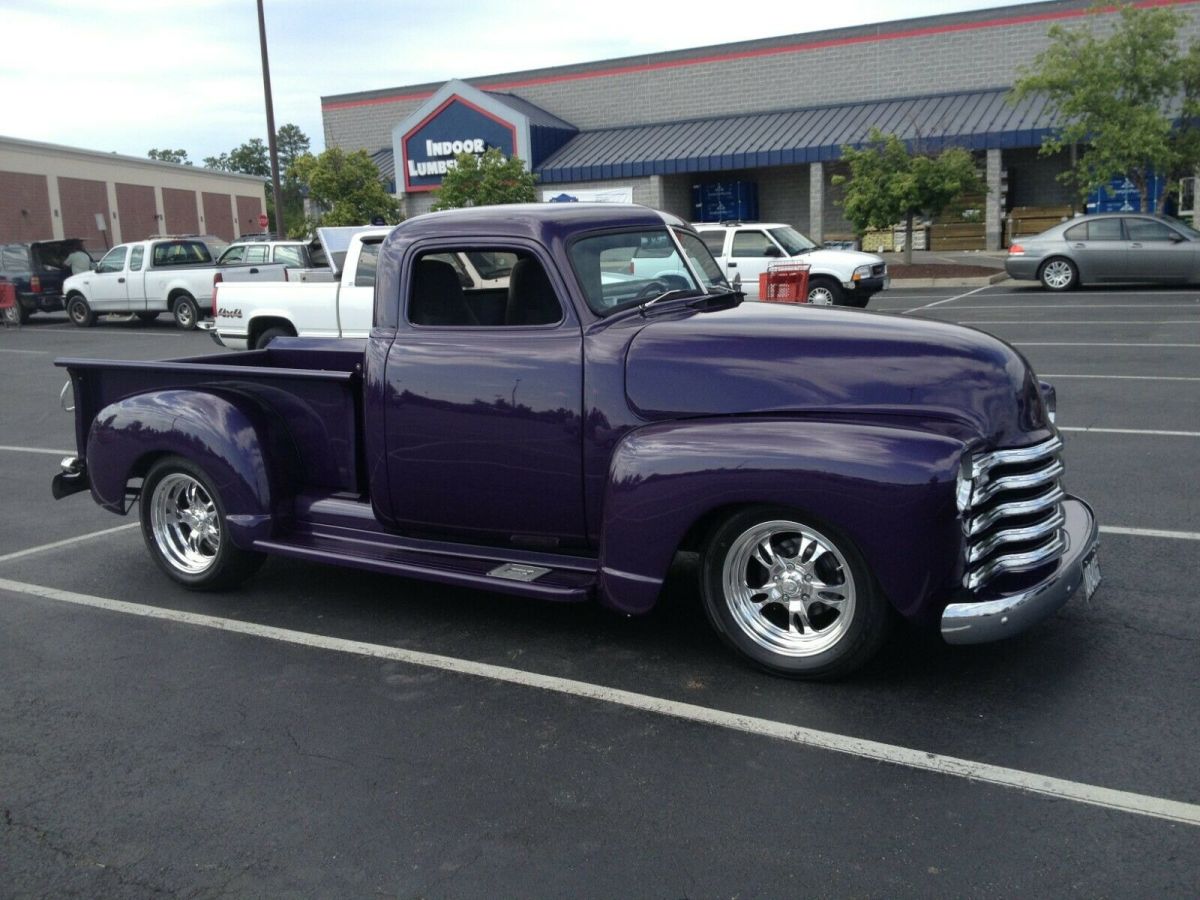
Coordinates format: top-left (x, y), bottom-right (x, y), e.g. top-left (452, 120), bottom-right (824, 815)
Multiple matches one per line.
top-left (407, 246), bottom-right (559, 327)
top-left (152, 241), bottom-right (213, 266)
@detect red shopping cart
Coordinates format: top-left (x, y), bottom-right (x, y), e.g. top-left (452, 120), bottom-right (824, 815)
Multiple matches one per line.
top-left (758, 261), bottom-right (811, 303)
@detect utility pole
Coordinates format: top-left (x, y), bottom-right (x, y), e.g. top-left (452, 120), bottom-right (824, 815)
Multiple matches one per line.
top-left (257, 0), bottom-right (286, 237)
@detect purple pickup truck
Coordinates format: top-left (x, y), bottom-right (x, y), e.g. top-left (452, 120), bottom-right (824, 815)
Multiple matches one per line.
top-left (52, 204), bottom-right (1100, 678)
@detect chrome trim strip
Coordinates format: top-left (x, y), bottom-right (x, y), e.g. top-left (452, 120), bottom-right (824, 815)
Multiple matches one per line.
top-left (966, 485), bottom-right (1065, 537)
top-left (966, 435), bottom-right (1062, 482)
top-left (966, 508), bottom-right (1066, 565)
top-left (965, 530), bottom-right (1066, 591)
top-left (970, 458), bottom-right (1064, 506)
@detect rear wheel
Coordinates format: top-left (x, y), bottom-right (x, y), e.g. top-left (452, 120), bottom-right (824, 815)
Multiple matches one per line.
top-left (1039, 257), bottom-right (1078, 291)
top-left (172, 294), bottom-right (199, 330)
top-left (140, 455), bottom-right (264, 590)
top-left (254, 326), bottom-right (294, 349)
top-left (67, 295), bottom-right (95, 327)
top-left (807, 277), bottom-right (845, 306)
top-left (701, 505), bottom-right (890, 679)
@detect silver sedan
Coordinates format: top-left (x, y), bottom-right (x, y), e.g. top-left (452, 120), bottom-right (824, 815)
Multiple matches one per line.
top-left (1005, 213), bottom-right (1200, 290)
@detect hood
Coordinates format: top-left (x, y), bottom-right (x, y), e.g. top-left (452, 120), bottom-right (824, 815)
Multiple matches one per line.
top-left (797, 248), bottom-right (882, 269)
top-left (624, 303), bottom-right (1050, 447)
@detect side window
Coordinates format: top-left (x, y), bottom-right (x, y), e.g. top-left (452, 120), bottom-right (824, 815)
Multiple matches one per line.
top-left (1064, 223), bottom-right (1087, 242)
top-left (1125, 218), bottom-right (1177, 241)
top-left (129, 246), bottom-right (145, 271)
top-left (1087, 219), bottom-right (1123, 241)
top-left (700, 231), bottom-right (726, 256)
top-left (273, 245), bottom-right (302, 267)
top-left (220, 245), bottom-right (246, 264)
top-left (731, 230), bottom-right (774, 257)
top-left (96, 246), bottom-right (128, 274)
top-left (408, 248), bottom-right (560, 328)
top-left (354, 241), bottom-right (381, 287)
top-left (244, 245), bottom-right (269, 263)
top-left (1, 244), bottom-right (28, 272)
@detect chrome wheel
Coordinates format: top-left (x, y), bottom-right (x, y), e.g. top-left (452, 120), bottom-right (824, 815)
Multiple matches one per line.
top-left (1040, 259), bottom-right (1075, 290)
top-left (721, 519), bottom-right (856, 657)
top-left (807, 284), bottom-right (836, 306)
top-left (173, 296), bottom-right (198, 330)
top-left (149, 472), bottom-right (221, 574)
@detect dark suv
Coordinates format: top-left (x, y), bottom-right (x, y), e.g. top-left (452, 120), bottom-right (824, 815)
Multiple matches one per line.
top-left (0, 239), bottom-right (92, 324)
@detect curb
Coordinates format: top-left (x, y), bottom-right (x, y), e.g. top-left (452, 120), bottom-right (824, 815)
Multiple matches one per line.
top-left (888, 272), bottom-right (1010, 289)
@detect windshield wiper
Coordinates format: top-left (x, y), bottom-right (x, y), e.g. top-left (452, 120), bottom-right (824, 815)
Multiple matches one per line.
top-left (639, 287), bottom-right (742, 315)
top-left (639, 288), bottom-right (698, 313)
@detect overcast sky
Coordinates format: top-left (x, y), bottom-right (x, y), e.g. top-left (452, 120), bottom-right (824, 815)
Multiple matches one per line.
top-left (1, 0), bottom-right (1022, 163)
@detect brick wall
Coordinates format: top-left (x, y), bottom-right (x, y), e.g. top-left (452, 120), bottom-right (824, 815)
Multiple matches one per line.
top-left (162, 188), bottom-right (198, 234)
top-left (116, 182), bottom-right (158, 242)
top-left (0, 171), bottom-right (52, 242)
top-left (202, 192), bottom-right (233, 241)
top-left (58, 176), bottom-right (111, 252)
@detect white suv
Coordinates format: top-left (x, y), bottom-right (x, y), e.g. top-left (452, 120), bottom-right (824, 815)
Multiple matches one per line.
top-left (693, 222), bottom-right (888, 307)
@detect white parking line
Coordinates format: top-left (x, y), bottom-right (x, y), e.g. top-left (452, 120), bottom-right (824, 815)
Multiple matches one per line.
top-left (0, 445), bottom-right (73, 456)
top-left (0, 575), bottom-right (1198, 828)
top-left (1059, 426), bottom-right (1200, 438)
top-left (1041, 374), bottom-right (1200, 382)
top-left (964, 320), bottom-right (1200, 326)
top-left (22, 327), bottom-right (188, 339)
top-left (1101, 525), bottom-right (1200, 541)
top-left (0, 524), bottom-right (139, 566)
top-left (901, 286), bottom-right (990, 314)
top-left (930, 303), bottom-right (1200, 310)
top-left (0, 348), bottom-right (47, 355)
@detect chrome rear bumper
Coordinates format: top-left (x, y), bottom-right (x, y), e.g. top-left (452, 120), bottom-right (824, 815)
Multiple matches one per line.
top-left (941, 496), bottom-right (1099, 644)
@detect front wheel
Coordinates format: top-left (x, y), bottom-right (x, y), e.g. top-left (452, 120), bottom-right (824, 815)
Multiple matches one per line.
top-left (1039, 257), bottom-right (1078, 291)
top-left (67, 295), bottom-right (95, 327)
top-left (140, 456), bottom-right (264, 590)
top-left (807, 277), bottom-right (845, 306)
top-left (172, 294), bottom-right (199, 330)
top-left (701, 506), bottom-right (890, 679)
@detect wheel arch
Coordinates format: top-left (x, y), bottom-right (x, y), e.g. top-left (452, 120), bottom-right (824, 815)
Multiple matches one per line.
top-left (248, 316), bottom-right (297, 348)
top-left (598, 417), bottom-right (966, 620)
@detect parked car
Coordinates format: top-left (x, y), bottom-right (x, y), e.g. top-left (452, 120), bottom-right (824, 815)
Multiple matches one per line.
top-left (1006, 212), bottom-right (1200, 290)
top-left (63, 237), bottom-right (225, 330)
top-left (55, 204), bottom-right (1099, 679)
top-left (0, 239), bottom-right (92, 324)
top-left (217, 239), bottom-right (322, 271)
top-left (692, 222), bottom-right (888, 306)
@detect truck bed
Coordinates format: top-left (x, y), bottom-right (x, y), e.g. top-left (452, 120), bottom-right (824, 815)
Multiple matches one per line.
top-left (57, 339), bottom-right (367, 495)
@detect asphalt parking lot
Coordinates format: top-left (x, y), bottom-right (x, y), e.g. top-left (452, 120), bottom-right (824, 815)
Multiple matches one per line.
top-left (2, 287), bottom-right (1198, 897)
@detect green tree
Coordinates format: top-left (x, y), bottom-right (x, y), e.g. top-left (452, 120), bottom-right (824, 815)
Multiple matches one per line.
top-left (147, 148), bottom-right (191, 165)
top-left (290, 147), bottom-right (400, 228)
top-left (832, 129), bottom-right (986, 264)
top-left (1011, 3), bottom-right (1200, 212)
top-left (276, 123), bottom-right (311, 170)
top-left (431, 147), bottom-right (537, 211)
top-left (204, 138), bottom-right (269, 176)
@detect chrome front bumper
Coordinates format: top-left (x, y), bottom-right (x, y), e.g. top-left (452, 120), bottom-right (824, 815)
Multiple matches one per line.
top-left (941, 496), bottom-right (1099, 644)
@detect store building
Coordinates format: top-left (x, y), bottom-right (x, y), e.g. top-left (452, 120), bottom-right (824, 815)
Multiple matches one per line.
top-left (322, 0), bottom-right (1200, 249)
top-left (0, 136), bottom-right (267, 252)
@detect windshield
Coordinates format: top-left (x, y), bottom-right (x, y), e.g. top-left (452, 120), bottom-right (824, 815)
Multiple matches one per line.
top-left (769, 226), bottom-right (818, 255)
top-left (674, 229), bottom-right (728, 290)
top-left (1165, 216), bottom-right (1200, 239)
top-left (569, 228), bottom-right (702, 316)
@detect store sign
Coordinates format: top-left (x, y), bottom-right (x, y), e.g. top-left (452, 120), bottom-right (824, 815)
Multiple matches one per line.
top-left (401, 96), bottom-right (517, 192)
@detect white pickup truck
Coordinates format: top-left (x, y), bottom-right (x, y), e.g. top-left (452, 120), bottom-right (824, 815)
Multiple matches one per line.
top-left (206, 228), bottom-right (390, 349)
top-left (62, 237), bottom-right (230, 330)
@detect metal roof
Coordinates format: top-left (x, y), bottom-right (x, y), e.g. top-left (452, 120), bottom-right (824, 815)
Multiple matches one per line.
top-left (371, 147), bottom-right (395, 181)
top-left (536, 88), bottom-right (1058, 183)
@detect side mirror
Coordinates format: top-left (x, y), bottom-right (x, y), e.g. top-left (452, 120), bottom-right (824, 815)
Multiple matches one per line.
top-left (762, 245), bottom-right (783, 258)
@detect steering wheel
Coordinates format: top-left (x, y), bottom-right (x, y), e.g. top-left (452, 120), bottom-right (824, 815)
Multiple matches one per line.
top-left (636, 281), bottom-right (667, 300)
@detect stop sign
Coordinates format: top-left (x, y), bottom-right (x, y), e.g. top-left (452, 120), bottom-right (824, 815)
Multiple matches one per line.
top-left (257, 212), bottom-right (269, 229)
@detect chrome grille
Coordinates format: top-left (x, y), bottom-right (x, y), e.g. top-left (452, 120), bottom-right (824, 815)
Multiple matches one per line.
top-left (958, 435), bottom-right (1066, 591)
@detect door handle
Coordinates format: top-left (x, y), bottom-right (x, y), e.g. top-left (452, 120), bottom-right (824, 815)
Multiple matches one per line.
top-left (1072, 243), bottom-right (1086, 249)
top-left (1130, 243), bottom-right (1143, 248)
top-left (118, 277), bottom-right (125, 283)
top-left (727, 262), bottom-right (738, 268)
top-left (249, 267), bottom-right (259, 273)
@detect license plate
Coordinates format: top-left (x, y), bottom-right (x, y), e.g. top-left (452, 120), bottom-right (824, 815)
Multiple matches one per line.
top-left (1081, 546), bottom-right (1102, 601)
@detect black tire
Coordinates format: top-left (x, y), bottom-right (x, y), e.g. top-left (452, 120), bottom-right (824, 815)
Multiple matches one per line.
top-left (139, 455), bottom-right (265, 590)
top-left (172, 294), bottom-right (200, 330)
top-left (254, 326), bottom-right (293, 350)
top-left (700, 505), bottom-right (891, 679)
top-left (807, 277), bottom-right (846, 306)
top-left (136, 311), bottom-right (160, 323)
top-left (1039, 257), bottom-right (1078, 292)
top-left (66, 294), bottom-right (95, 327)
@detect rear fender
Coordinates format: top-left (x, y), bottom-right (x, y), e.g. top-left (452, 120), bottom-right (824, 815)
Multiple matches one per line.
top-left (86, 389), bottom-right (291, 547)
top-left (599, 418), bottom-right (966, 619)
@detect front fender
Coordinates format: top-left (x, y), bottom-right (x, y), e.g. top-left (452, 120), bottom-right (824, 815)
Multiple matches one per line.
top-left (86, 389), bottom-right (285, 548)
top-left (599, 417), bottom-right (966, 619)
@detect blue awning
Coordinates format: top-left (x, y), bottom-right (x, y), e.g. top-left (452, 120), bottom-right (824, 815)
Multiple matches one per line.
top-left (536, 88), bottom-right (1058, 183)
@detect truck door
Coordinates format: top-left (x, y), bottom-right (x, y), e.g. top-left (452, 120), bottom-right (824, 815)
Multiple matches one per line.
top-left (125, 245), bottom-right (147, 311)
top-left (87, 245), bottom-right (131, 312)
top-left (380, 244), bottom-right (587, 546)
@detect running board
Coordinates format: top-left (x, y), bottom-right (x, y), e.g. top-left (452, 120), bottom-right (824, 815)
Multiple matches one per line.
top-left (252, 530), bottom-right (597, 602)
